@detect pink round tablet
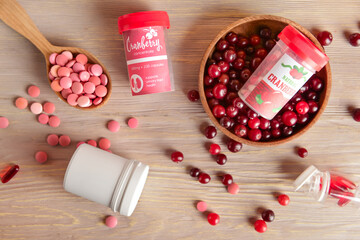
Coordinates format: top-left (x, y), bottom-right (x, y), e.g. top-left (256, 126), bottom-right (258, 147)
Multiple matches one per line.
top-left (105, 216), bottom-right (117, 228)
top-left (47, 134), bottom-right (59, 146)
top-left (196, 201), bottom-right (207, 212)
top-left (100, 74), bottom-right (108, 86)
top-left (51, 79), bottom-right (63, 92)
top-left (77, 96), bottom-right (90, 108)
top-left (38, 113), bottom-right (49, 124)
top-left (60, 77), bottom-right (72, 89)
top-left (87, 139), bottom-right (97, 147)
top-left (76, 141), bottom-right (85, 148)
top-left (107, 120), bottom-right (120, 133)
top-left (61, 50), bottom-right (73, 60)
top-left (67, 94), bottom-right (78, 106)
top-left (227, 182), bottom-right (239, 195)
top-left (50, 65), bottom-right (60, 77)
top-left (55, 54), bottom-right (69, 66)
top-left (90, 64), bottom-right (103, 76)
top-left (15, 97), bottom-right (28, 109)
top-left (128, 118), bottom-right (138, 129)
top-left (48, 72), bottom-right (55, 81)
top-left (43, 102), bottom-right (55, 114)
top-left (79, 71), bottom-right (90, 82)
top-left (95, 85), bottom-right (107, 97)
top-left (48, 115), bottom-right (60, 128)
top-left (71, 82), bottom-right (83, 94)
top-left (84, 82), bottom-right (95, 94)
top-left (86, 94), bottom-right (96, 99)
top-left (70, 72), bottom-right (81, 82)
top-left (27, 85), bottom-right (40, 98)
top-left (99, 138), bottom-right (111, 150)
top-left (66, 59), bottom-right (76, 68)
top-left (57, 67), bottom-right (71, 78)
top-left (73, 63), bottom-right (86, 73)
top-left (0, 117), bottom-right (9, 129)
top-left (30, 102), bottom-right (43, 115)
top-left (61, 89), bottom-right (73, 99)
top-left (89, 76), bottom-right (101, 86)
top-left (35, 151), bottom-right (48, 163)
top-left (59, 135), bottom-right (71, 147)
top-left (76, 54), bottom-right (88, 65)
top-left (49, 53), bottom-right (58, 65)
top-left (93, 97), bottom-right (102, 105)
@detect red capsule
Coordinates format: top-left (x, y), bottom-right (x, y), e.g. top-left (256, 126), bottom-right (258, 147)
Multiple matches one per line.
top-left (1, 164), bottom-right (20, 183)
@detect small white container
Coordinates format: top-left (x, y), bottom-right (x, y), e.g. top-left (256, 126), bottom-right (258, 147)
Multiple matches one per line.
top-left (63, 144), bottom-right (149, 216)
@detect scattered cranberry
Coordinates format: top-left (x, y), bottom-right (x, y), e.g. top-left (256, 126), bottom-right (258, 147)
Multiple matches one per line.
top-left (187, 90), bottom-right (200, 102)
top-left (353, 109), bottom-right (360, 122)
top-left (171, 151), bottom-right (184, 163)
top-left (190, 168), bottom-right (201, 178)
top-left (234, 124), bottom-right (247, 137)
top-left (282, 111), bottom-right (297, 126)
top-left (349, 33), bottom-right (360, 47)
top-left (298, 147), bottom-right (308, 158)
top-left (317, 31), bottom-right (333, 46)
top-left (278, 194), bottom-right (290, 206)
top-left (213, 83), bottom-right (227, 99)
top-left (222, 174), bottom-right (233, 186)
top-left (208, 64), bottom-right (221, 78)
top-left (254, 220), bottom-right (267, 233)
top-left (296, 101), bottom-right (309, 115)
top-left (227, 140), bottom-right (242, 153)
top-left (207, 213), bottom-right (220, 226)
top-left (248, 117), bottom-right (260, 129)
top-left (212, 105), bottom-right (226, 118)
top-left (204, 126), bottom-right (217, 139)
top-left (209, 143), bottom-right (221, 155)
top-left (216, 154), bottom-right (227, 165)
top-left (250, 35), bottom-right (261, 46)
top-left (248, 129), bottom-right (262, 141)
top-left (261, 209), bottom-right (275, 222)
top-left (198, 172), bottom-right (211, 184)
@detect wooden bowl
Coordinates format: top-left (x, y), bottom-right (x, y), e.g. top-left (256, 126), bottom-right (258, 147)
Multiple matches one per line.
top-left (198, 15), bottom-right (331, 146)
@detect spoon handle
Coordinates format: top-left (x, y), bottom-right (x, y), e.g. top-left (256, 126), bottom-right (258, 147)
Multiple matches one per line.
top-left (0, 0), bottom-right (53, 56)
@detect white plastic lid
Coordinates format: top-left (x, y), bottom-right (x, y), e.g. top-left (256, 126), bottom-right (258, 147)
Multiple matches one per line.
top-left (294, 165), bottom-right (319, 191)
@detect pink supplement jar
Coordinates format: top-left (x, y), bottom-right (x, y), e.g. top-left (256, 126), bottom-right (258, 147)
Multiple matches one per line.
top-left (118, 11), bottom-right (174, 96)
top-left (239, 25), bottom-right (329, 120)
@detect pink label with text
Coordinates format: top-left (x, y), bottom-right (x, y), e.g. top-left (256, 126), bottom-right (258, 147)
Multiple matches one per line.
top-left (123, 26), bottom-right (172, 95)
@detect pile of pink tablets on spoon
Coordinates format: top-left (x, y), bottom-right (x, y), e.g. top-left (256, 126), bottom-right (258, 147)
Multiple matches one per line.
top-left (49, 51), bottom-right (109, 107)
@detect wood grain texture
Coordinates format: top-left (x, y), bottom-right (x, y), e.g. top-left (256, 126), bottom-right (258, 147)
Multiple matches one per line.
top-left (0, 0), bottom-right (360, 239)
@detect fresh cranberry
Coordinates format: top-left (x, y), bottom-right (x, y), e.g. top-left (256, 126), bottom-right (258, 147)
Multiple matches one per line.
top-left (271, 128), bottom-right (281, 138)
top-left (190, 168), bottom-right (201, 177)
top-left (208, 98), bottom-right (219, 109)
top-left (349, 33), bottom-right (360, 47)
top-left (237, 115), bottom-right (249, 125)
top-left (236, 50), bottom-right (246, 59)
top-left (213, 83), bottom-right (227, 99)
top-left (299, 83), bottom-right (309, 93)
top-left (298, 147), bottom-right (308, 158)
top-left (281, 126), bottom-right (293, 136)
top-left (244, 60), bottom-right (251, 68)
top-left (353, 109), bottom-right (360, 122)
top-left (220, 117), bottom-right (234, 129)
top-left (317, 31), bottom-right (333, 46)
top-left (237, 37), bottom-right (249, 48)
top-left (309, 77), bottom-right (323, 92)
top-left (222, 174), bottom-right (233, 186)
top-left (261, 130), bottom-right (271, 141)
top-left (216, 154), bottom-right (227, 165)
top-left (296, 101), bottom-right (309, 115)
top-left (223, 49), bottom-right (237, 63)
top-left (206, 59), bottom-right (216, 68)
top-left (278, 194), bottom-right (290, 206)
top-left (204, 126), bottom-right (217, 139)
top-left (248, 129), bottom-right (262, 141)
top-left (212, 105), bottom-right (226, 118)
top-left (212, 51), bottom-right (223, 62)
top-left (228, 45), bottom-right (235, 51)
top-left (292, 93), bottom-right (303, 103)
top-left (218, 73), bottom-right (229, 85)
top-left (207, 213), bottom-right (220, 225)
top-left (261, 209), bottom-right (275, 222)
top-left (204, 75), bottom-right (214, 86)
top-left (245, 46), bottom-right (255, 55)
top-left (305, 91), bottom-right (318, 101)
top-left (198, 172), bottom-right (211, 184)
top-left (209, 143), bottom-right (221, 155)
top-left (229, 80), bottom-right (241, 91)
top-left (187, 90), bottom-right (199, 102)
top-left (226, 106), bottom-right (239, 118)
top-left (283, 103), bottom-right (294, 112)
top-left (297, 113), bottom-right (309, 124)
top-left (232, 98), bottom-right (245, 110)
top-left (254, 220), bottom-right (267, 233)
top-left (171, 151), bottom-right (184, 163)
top-left (233, 58), bottom-right (245, 70)
top-left (240, 68), bottom-right (251, 81)
top-left (259, 27), bottom-right (272, 39)
top-left (218, 61), bottom-right (230, 73)
top-left (307, 100), bottom-right (319, 114)
top-left (227, 139), bottom-right (242, 153)
top-left (205, 88), bottom-right (214, 98)
top-left (259, 118), bottom-right (270, 130)
top-left (228, 70), bottom-right (239, 79)
top-left (282, 111), bottom-right (297, 126)
top-left (265, 39), bottom-right (276, 50)
top-left (251, 57), bottom-right (262, 70)
top-left (216, 39), bottom-right (229, 51)
top-left (270, 119), bottom-right (280, 129)
top-left (248, 117), bottom-right (260, 129)
top-left (225, 92), bottom-right (238, 104)
top-left (208, 64), bottom-right (221, 78)
top-left (226, 32), bottom-right (238, 44)
top-left (234, 124), bottom-right (247, 137)
top-left (255, 48), bottom-right (268, 59)
top-left (250, 35), bottom-right (261, 46)
top-left (247, 109), bottom-right (258, 119)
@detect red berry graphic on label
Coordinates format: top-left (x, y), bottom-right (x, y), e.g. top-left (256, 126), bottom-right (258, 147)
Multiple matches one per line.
top-left (282, 63), bottom-right (308, 80)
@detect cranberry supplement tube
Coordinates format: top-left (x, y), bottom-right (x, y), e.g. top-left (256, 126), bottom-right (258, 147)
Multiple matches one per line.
top-left (118, 11), bottom-right (174, 96)
top-left (63, 144), bottom-right (149, 216)
top-left (294, 165), bottom-right (360, 207)
top-left (239, 25), bottom-right (329, 120)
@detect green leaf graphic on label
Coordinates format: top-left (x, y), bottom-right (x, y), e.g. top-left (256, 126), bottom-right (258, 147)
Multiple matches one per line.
top-left (281, 63), bottom-right (292, 69)
top-left (272, 107), bottom-right (282, 113)
top-left (255, 94), bottom-right (263, 104)
top-left (303, 71), bottom-right (308, 75)
top-left (293, 65), bottom-right (299, 71)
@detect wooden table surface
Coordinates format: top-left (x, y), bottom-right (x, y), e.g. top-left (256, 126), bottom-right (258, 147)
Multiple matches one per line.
top-left (1, 0), bottom-right (360, 239)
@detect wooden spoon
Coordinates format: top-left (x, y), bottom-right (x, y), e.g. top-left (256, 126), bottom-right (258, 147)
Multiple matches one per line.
top-left (0, 0), bottom-right (112, 110)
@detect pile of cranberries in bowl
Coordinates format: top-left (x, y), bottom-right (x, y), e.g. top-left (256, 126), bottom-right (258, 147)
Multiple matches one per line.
top-left (202, 26), bottom-right (326, 143)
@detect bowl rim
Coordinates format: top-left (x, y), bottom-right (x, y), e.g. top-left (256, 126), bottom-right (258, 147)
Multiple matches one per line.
top-left (198, 14), bottom-right (332, 146)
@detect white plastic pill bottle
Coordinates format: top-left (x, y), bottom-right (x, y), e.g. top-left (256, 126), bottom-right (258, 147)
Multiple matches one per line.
top-left (63, 144), bottom-right (149, 216)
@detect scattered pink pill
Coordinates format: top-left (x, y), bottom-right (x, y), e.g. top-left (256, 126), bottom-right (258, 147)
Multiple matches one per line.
top-left (15, 97), bottom-right (28, 109)
top-left (47, 134), bottom-right (59, 146)
top-left (79, 71), bottom-right (90, 82)
top-left (30, 102), bottom-right (43, 115)
top-left (27, 85), bottom-right (40, 98)
top-left (76, 141), bottom-right (85, 148)
top-left (35, 151), bottom-right (48, 163)
top-left (71, 82), bottom-right (83, 95)
top-left (128, 118), bottom-right (138, 129)
top-left (61, 50), bottom-right (73, 60)
top-left (51, 79), bottom-right (63, 92)
top-left (93, 97), bottom-right (102, 105)
top-left (107, 120), bottom-right (120, 132)
top-left (49, 53), bottom-right (58, 65)
top-left (70, 72), bottom-right (81, 82)
top-left (90, 64), bottom-right (103, 76)
top-left (84, 82), bottom-right (95, 94)
top-left (89, 76), bottom-right (101, 86)
top-left (61, 89), bottom-right (73, 99)
top-left (99, 138), bottom-right (111, 150)
top-left (196, 201), bottom-right (207, 212)
top-left (66, 59), bottom-right (76, 68)
top-left (55, 54), bottom-right (69, 66)
top-left (43, 102), bottom-right (55, 114)
top-left (87, 139), bottom-right (97, 147)
top-left (105, 215), bottom-right (117, 228)
top-left (76, 54), bottom-right (88, 65)
top-left (73, 63), bottom-right (85, 73)
top-left (50, 65), bottom-right (60, 77)
top-left (0, 117), bottom-right (9, 129)
top-left (59, 135), bottom-right (71, 147)
top-left (48, 115), bottom-right (60, 128)
top-left (95, 85), bottom-right (107, 97)
top-left (60, 77), bottom-right (72, 89)
top-left (38, 113), bottom-right (49, 124)
top-left (57, 67), bottom-right (71, 78)
top-left (227, 182), bottom-right (239, 195)
top-left (67, 94), bottom-right (78, 106)
top-left (77, 96), bottom-right (90, 107)
top-left (100, 74), bottom-right (108, 86)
